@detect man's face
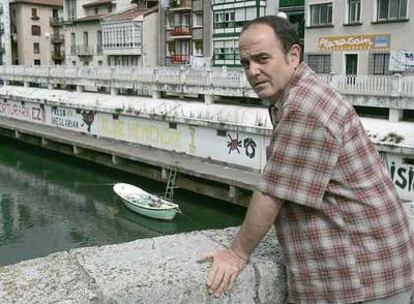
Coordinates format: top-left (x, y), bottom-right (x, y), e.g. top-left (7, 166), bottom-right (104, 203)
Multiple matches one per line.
top-left (239, 23), bottom-right (300, 103)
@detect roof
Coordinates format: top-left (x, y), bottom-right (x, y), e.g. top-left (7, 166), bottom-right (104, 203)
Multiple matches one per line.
top-left (11, 0), bottom-right (63, 6)
top-left (83, 0), bottom-right (112, 8)
top-left (102, 5), bottom-right (157, 22)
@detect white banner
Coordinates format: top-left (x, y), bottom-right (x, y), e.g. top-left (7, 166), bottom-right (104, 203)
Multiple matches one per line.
top-left (389, 51), bottom-right (414, 72)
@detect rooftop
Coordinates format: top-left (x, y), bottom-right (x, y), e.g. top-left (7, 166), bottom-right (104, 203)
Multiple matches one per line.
top-left (11, 0), bottom-right (63, 6)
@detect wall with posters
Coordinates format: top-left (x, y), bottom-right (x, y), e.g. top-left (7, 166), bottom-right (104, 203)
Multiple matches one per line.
top-left (0, 98), bottom-right (268, 171)
top-left (2, 96), bottom-right (413, 201)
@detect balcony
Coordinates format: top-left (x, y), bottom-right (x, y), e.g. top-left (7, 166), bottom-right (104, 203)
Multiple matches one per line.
top-left (0, 44), bottom-right (5, 54)
top-left (75, 44), bottom-right (102, 56)
top-left (51, 34), bottom-right (64, 44)
top-left (76, 44), bottom-right (94, 56)
top-left (170, 26), bottom-right (191, 37)
top-left (167, 54), bottom-right (190, 65)
top-left (0, 24), bottom-right (4, 34)
top-left (50, 17), bottom-right (64, 27)
top-left (169, 0), bottom-right (192, 11)
top-left (52, 50), bottom-right (65, 61)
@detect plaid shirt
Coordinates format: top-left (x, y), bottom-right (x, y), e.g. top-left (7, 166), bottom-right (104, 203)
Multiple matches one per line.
top-left (259, 63), bottom-right (414, 303)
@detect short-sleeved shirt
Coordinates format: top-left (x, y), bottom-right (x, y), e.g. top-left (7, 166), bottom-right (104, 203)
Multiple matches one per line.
top-left (259, 63), bottom-right (414, 303)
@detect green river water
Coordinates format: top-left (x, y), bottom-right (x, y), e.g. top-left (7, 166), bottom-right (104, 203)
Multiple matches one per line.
top-left (0, 137), bottom-right (245, 266)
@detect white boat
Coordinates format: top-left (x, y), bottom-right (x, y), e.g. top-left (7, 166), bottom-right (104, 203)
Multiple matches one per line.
top-left (113, 183), bottom-right (180, 221)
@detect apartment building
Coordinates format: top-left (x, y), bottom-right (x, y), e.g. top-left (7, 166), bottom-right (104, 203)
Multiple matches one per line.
top-left (0, 0), bottom-right (13, 65)
top-left (10, 0), bottom-right (63, 66)
top-left (63, 0), bottom-right (133, 66)
top-left (212, 0), bottom-right (278, 66)
top-left (279, 0), bottom-right (304, 40)
top-left (159, 0), bottom-right (212, 66)
top-left (304, 0), bottom-right (414, 75)
top-left (101, 4), bottom-right (158, 66)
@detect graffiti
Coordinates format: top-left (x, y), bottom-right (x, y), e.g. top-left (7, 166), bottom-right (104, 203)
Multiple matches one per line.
top-left (380, 151), bottom-right (414, 201)
top-left (0, 100), bottom-right (45, 122)
top-left (128, 121), bottom-right (180, 147)
top-left (100, 116), bottom-right (125, 138)
top-left (227, 133), bottom-right (241, 154)
top-left (243, 137), bottom-right (257, 159)
top-left (227, 133), bottom-right (257, 159)
top-left (78, 110), bottom-right (95, 133)
top-left (51, 107), bottom-right (80, 129)
top-left (389, 161), bottom-right (414, 192)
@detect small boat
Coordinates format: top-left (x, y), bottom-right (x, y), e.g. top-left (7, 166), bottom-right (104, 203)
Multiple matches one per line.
top-left (113, 183), bottom-right (180, 221)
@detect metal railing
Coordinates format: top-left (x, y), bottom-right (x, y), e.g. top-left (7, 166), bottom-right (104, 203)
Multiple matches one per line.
top-left (1, 65), bottom-right (414, 98)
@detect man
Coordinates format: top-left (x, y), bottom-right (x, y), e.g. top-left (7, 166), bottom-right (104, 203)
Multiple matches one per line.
top-left (200, 16), bottom-right (414, 303)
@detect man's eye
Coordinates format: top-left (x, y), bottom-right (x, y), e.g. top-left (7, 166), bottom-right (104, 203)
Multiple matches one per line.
top-left (256, 57), bottom-right (269, 63)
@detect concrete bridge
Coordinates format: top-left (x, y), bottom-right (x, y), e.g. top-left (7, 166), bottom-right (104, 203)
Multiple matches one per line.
top-left (1, 65), bottom-right (414, 122)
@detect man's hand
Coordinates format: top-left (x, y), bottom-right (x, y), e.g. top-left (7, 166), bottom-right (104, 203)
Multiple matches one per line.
top-left (198, 248), bottom-right (247, 297)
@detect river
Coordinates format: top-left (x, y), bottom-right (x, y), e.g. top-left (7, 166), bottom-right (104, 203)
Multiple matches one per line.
top-left (0, 136), bottom-right (245, 266)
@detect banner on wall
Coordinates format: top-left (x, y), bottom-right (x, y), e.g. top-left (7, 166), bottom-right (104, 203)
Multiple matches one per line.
top-left (389, 51), bottom-right (414, 72)
top-left (318, 34), bottom-right (390, 51)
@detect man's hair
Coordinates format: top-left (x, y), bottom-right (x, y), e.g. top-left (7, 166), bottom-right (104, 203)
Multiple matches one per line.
top-left (241, 15), bottom-right (303, 62)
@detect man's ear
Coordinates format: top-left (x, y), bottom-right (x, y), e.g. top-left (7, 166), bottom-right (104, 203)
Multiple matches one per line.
top-left (288, 44), bottom-right (301, 68)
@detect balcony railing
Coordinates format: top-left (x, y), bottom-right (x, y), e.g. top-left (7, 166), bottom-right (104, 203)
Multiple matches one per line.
top-left (170, 26), bottom-right (191, 36)
top-left (76, 44), bottom-right (95, 56)
top-left (51, 34), bottom-right (64, 44)
top-left (167, 55), bottom-right (190, 64)
top-left (50, 17), bottom-right (64, 27)
top-left (52, 51), bottom-right (65, 61)
top-left (1, 66), bottom-right (414, 100)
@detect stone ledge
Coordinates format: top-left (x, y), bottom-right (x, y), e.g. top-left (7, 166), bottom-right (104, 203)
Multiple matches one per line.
top-left (0, 227), bottom-right (286, 304)
top-left (1, 203), bottom-right (414, 303)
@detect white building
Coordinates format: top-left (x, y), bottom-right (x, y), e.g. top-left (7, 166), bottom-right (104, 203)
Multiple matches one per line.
top-left (101, 5), bottom-right (158, 66)
top-left (304, 0), bottom-right (414, 75)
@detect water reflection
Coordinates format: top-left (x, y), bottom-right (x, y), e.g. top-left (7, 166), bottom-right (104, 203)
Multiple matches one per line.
top-left (0, 137), bottom-right (244, 265)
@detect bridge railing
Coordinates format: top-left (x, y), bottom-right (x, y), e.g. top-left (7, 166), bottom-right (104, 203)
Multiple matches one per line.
top-left (1, 65), bottom-right (414, 98)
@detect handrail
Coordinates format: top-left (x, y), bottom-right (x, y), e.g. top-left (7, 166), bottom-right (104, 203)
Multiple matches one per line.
top-left (0, 65), bottom-right (414, 98)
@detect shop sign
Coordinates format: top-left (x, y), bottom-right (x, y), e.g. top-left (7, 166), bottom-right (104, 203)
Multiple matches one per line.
top-left (318, 34), bottom-right (390, 51)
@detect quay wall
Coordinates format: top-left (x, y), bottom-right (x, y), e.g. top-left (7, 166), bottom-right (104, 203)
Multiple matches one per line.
top-left (1, 203), bottom-right (413, 303)
top-left (1, 86), bottom-right (414, 202)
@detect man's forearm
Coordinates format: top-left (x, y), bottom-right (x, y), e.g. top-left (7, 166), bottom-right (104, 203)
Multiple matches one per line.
top-left (232, 191), bottom-right (283, 260)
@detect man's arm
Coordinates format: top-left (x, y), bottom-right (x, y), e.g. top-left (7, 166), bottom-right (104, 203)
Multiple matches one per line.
top-left (199, 190), bottom-right (283, 297)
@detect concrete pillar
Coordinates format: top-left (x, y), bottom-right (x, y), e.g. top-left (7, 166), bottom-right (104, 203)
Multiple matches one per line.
top-left (76, 85), bottom-right (84, 92)
top-left (389, 108), bottom-right (403, 122)
top-left (204, 94), bottom-right (214, 105)
top-left (48, 83), bottom-right (54, 90)
top-left (161, 167), bottom-right (168, 180)
top-left (112, 155), bottom-right (118, 165)
top-left (24, 82), bottom-right (30, 88)
top-left (3, 80), bottom-right (9, 86)
top-left (152, 90), bottom-right (161, 99)
top-left (110, 87), bottom-right (118, 96)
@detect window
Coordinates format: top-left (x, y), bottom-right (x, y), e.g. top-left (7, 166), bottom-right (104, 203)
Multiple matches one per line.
top-left (310, 3), bottom-right (333, 26)
top-left (306, 54), bottom-right (331, 73)
top-left (369, 53), bottom-right (392, 75)
top-left (31, 25), bottom-right (41, 36)
top-left (348, 0), bottom-right (361, 24)
top-left (33, 43), bottom-right (40, 54)
top-left (94, 7), bottom-right (99, 15)
top-left (83, 31), bottom-right (88, 46)
top-left (214, 10), bottom-right (236, 29)
top-left (34, 59), bottom-right (41, 65)
top-left (377, 0), bottom-right (408, 21)
top-left (31, 8), bottom-right (39, 20)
